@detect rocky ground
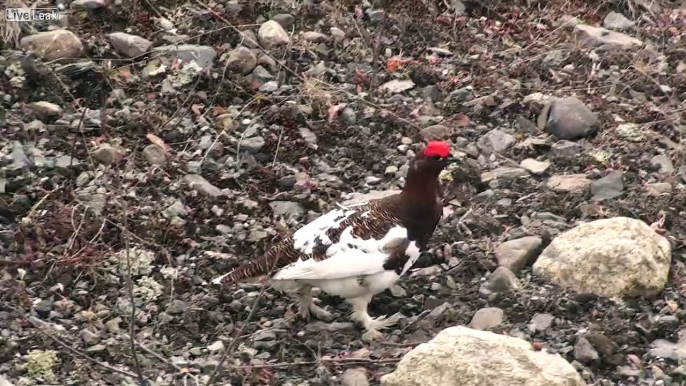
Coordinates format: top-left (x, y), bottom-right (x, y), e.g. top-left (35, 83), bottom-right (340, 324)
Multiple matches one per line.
top-left (0, 0), bottom-right (685, 384)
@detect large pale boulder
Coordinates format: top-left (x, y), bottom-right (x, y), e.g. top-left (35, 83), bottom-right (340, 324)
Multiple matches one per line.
top-left (381, 326), bottom-right (584, 386)
top-left (533, 217), bottom-right (670, 298)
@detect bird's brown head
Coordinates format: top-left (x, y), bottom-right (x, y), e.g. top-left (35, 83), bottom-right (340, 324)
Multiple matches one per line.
top-left (411, 140), bottom-right (452, 176)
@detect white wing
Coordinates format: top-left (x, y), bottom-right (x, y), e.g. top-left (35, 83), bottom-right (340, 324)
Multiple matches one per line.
top-left (273, 225), bottom-right (419, 280)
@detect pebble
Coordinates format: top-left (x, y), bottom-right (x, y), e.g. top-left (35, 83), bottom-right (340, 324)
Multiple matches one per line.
top-left (340, 368), bottom-right (369, 386)
top-left (590, 171), bottom-right (623, 202)
top-left (143, 144), bottom-right (166, 166)
top-left (241, 136), bottom-right (266, 153)
top-left (545, 97), bottom-right (599, 140)
top-left (183, 174), bottom-right (222, 197)
top-left (470, 307), bottom-right (504, 330)
top-left (528, 313), bottom-right (555, 333)
top-left (495, 236), bottom-right (543, 273)
top-left (92, 144), bottom-right (123, 165)
top-left (520, 158), bottom-right (550, 175)
top-left (574, 337), bottom-right (600, 364)
top-left (479, 267), bottom-right (521, 296)
top-left (477, 129), bottom-right (515, 154)
top-left (167, 299), bottom-right (188, 314)
top-left (80, 329), bottom-right (101, 345)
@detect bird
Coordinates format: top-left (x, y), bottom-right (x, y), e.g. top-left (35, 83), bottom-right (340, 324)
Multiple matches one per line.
top-left (212, 140), bottom-right (453, 341)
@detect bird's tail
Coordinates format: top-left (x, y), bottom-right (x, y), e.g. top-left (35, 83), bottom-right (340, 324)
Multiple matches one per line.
top-left (211, 253), bottom-right (284, 287)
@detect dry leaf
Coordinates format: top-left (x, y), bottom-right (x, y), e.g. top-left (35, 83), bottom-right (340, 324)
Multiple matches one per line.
top-left (146, 133), bottom-right (171, 153)
top-left (191, 104), bottom-right (204, 116)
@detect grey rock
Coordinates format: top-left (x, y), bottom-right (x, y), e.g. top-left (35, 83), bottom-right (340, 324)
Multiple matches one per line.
top-left (270, 201), bottom-right (305, 216)
top-left (470, 307), bottom-right (504, 330)
top-left (259, 20), bottom-right (290, 47)
top-left (241, 136), bottom-right (266, 153)
top-left (574, 338), bottom-right (599, 364)
top-left (341, 368), bottom-right (369, 386)
top-left (527, 313), bottom-right (554, 333)
top-left (380, 79), bottom-right (415, 94)
top-left (239, 30), bottom-right (259, 48)
top-left (603, 12), bottom-right (635, 30)
top-left (299, 127), bottom-right (317, 145)
top-left (330, 27), bottom-right (345, 41)
top-left (590, 171), bottom-right (623, 202)
top-left (551, 140), bottom-right (583, 158)
top-left (480, 267), bottom-right (521, 296)
top-left (143, 144), bottom-right (166, 166)
top-left (167, 299), bottom-right (188, 314)
top-left (163, 199), bottom-right (187, 218)
top-left (226, 46), bottom-right (257, 75)
top-left (302, 31), bottom-right (328, 43)
top-left (367, 9), bottom-right (385, 24)
top-left (154, 44), bottom-right (216, 69)
top-left (646, 182), bottom-right (672, 196)
top-left (34, 299), bottom-right (53, 318)
top-left (81, 329), bottom-right (101, 346)
top-left (70, 0), bottom-right (106, 9)
top-left (496, 236), bottom-right (544, 273)
top-left (272, 14), bottom-right (295, 29)
top-left (108, 32), bottom-right (152, 58)
top-left (419, 124), bottom-right (451, 141)
top-left (547, 174), bottom-right (591, 193)
top-left (183, 174), bottom-right (222, 197)
top-left (477, 129), bottom-right (515, 154)
top-left (341, 108), bottom-right (357, 125)
top-left (304, 322), bottom-right (355, 332)
top-left (250, 66), bottom-right (273, 83)
top-left (92, 144), bottom-right (122, 165)
top-left (546, 97), bottom-right (599, 140)
top-left (253, 330), bottom-right (277, 341)
top-left (55, 155), bottom-right (78, 168)
top-left (20, 30), bottom-right (84, 61)
top-left (259, 81), bottom-right (278, 93)
top-left (10, 142), bottom-right (32, 170)
top-left (520, 159), bottom-right (550, 175)
top-left (648, 339), bottom-right (682, 361)
top-left (651, 154), bottom-right (674, 174)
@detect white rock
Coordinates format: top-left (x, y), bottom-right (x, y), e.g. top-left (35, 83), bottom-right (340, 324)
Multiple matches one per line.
top-left (574, 24), bottom-right (642, 49)
top-left (20, 29), bottom-right (84, 61)
top-left (108, 32), bottom-right (152, 58)
top-left (533, 217), bottom-right (671, 298)
top-left (546, 174), bottom-right (591, 193)
top-left (258, 20), bottom-right (290, 47)
top-left (603, 12), bottom-right (635, 30)
top-left (380, 79), bottom-right (415, 93)
top-left (520, 158), bottom-right (550, 175)
top-left (380, 326), bottom-right (585, 386)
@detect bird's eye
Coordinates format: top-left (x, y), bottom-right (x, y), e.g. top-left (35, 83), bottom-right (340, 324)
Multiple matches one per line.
top-left (432, 155), bottom-right (442, 161)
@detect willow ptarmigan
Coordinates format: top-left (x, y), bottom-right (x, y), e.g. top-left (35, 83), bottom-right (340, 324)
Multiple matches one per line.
top-left (212, 140), bottom-right (453, 341)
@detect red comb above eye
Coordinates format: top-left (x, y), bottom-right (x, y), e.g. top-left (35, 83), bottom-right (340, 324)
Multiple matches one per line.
top-left (424, 141), bottom-right (450, 158)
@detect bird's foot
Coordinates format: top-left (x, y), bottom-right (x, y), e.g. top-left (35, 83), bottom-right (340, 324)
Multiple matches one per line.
top-left (309, 303), bottom-right (334, 322)
top-left (297, 298), bottom-right (333, 322)
top-left (362, 328), bottom-right (384, 342)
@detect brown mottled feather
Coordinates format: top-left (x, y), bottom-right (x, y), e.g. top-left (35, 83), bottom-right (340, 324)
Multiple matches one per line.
top-left (219, 196), bottom-right (404, 285)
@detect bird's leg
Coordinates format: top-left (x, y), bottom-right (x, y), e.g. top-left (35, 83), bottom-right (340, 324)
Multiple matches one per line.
top-left (348, 295), bottom-right (400, 341)
top-left (296, 285), bottom-right (333, 322)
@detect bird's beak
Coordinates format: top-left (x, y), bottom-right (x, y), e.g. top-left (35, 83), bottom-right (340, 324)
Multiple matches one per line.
top-left (446, 156), bottom-right (457, 163)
